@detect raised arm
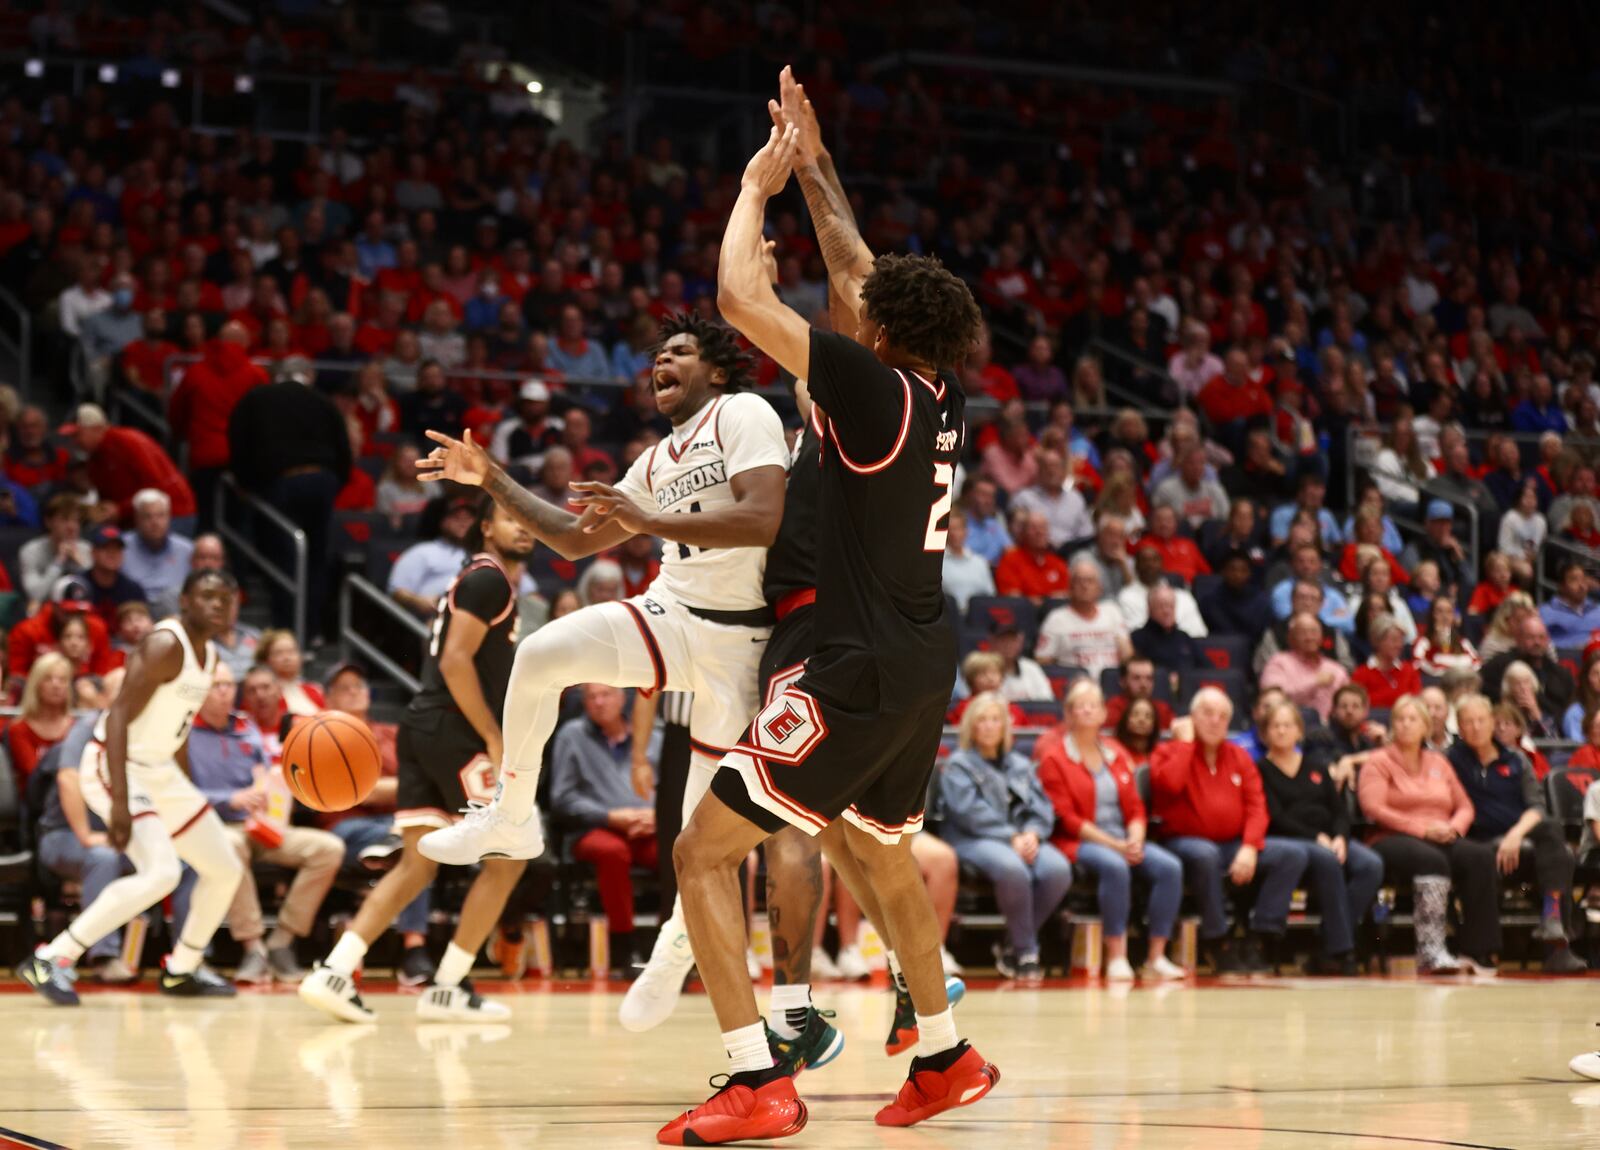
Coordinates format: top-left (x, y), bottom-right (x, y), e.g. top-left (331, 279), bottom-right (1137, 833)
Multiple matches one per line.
top-left (418, 428), bottom-right (632, 561)
top-left (717, 125), bottom-right (811, 382)
top-left (771, 67), bottom-right (874, 329)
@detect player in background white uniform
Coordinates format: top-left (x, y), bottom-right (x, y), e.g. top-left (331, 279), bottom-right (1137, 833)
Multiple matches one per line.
top-left (416, 313), bottom-right (789, 1029)
top-left (16, 569), bottom-right (245, 1004)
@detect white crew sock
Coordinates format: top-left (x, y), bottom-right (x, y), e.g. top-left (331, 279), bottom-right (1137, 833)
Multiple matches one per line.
top-left (769, 983), bottom-right (811, 1038)
top-left (886, 950), bottom-right (908, 994)
top-left (167, 941), bottom-right (207, 976)
top-left (40, 931), bottom-right (87, 966)
top-left (435, 941), bottom-right (474, 988)
top-left (723, 1021), bottom-right (775, 1074)
top-left (325, 930), bottom-right (369, 976)
top-left (915, 1008), bottom-right (959, 1058)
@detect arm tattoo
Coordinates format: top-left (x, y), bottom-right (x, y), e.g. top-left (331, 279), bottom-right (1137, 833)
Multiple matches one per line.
top-left (484, 466), bottom-right (579, 540)
top-left (796, 160), bottom-right (868, 280)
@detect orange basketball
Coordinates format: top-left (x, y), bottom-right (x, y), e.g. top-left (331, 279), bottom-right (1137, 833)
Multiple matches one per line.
top-left (281, 710), bottom-right (383, 813)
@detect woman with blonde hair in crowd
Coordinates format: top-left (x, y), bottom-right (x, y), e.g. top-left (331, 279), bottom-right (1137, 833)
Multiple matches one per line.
top-left (1357, 694), bottom-right (1499, 974)
top-left (1500, 660), bottom-right (1560, 740)
top-left (1476, 592), bottom-right (1537, 660)
top-left (255, 629), bottom-right (325, 716)
top-left (1036, 680), bottom-right (1186, 981)
top-left (5, 652), bottom-right (75, 787)
top-left (1093, 472), bottom-right (1145, 537)
top-left (938, 692), bottom-right (1071, 980)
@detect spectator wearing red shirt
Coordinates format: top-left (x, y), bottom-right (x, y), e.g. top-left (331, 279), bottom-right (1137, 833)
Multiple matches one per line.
top-left (6, 577), bottom-right (114, 699)
top-left (69, 403), bottom-right (196, 529)
top-left (4, 404), bottom-right (69, 489)
top-left (121, 311), bottom-right (177, 395)
top-left (1151, 689), bottom-right (1310, 972)
top-left (1197, 348), bottom-right (1273, 429)
top-left (614, 532), bottom-right (661, 599)
top-left (1351, 615), bottom-right (1423, 709)
top-left (1035, 679), bottom-right (1187, 980)
top-left (168, 322), bottom-right (270, 533)
top-left (5, 651), bottom-right (75, 789)
top-left (964, 325), bottom-right (1019, 402)
top-left (1466, 551), bottom-right (1515, 618)
top-left (1135, 505), bottom-right (1212, 584)
top-left (995, 511), bottom-right (1070, 602)
top-left (1103, 655), bottom-right (1175, 732)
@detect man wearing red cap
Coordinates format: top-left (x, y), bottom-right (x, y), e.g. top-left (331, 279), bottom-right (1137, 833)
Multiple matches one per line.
top-left (6, 575), bottom-right (115, 697)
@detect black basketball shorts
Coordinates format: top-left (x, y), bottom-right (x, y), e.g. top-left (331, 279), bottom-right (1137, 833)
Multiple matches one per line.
top-left (759, 601), bottom-right (815, 705)
top-left (395, 708), bottom-right (497, 830)
top-left (712, 644), bottom-right (945, 846)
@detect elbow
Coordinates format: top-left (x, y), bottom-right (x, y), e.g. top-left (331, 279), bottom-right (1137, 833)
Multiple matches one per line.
top-left (717, 284), bottom-right (751, 324)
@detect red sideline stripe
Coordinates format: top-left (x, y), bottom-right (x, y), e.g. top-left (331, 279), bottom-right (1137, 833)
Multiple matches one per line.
top-left (848, 805), bottom-right (923, 836)
top-left (620, 601), bottom-right (666, 696)
top-left (752, 758), bottom-right (830, 831)
top-left (0, 1127), bottom-right (74, 1150)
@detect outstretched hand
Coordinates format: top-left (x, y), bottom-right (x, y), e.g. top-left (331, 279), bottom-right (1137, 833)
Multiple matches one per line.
top-left (767, 65), bottom-right (822, 164)
top-left (741, 123), bottom-right (799, 197)
top-left (418, 428), bottom-right (492, 487)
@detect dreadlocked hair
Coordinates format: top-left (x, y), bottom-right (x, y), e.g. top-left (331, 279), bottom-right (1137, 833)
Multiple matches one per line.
top-left (462, 491), bottom-right (497, 554)
top-left (858, 252), bottom-right (983, 369)
top-left (654, 313), bottom-right (753, 392)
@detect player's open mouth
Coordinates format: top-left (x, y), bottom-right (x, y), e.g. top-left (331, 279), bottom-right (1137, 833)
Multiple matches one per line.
top-left (653, 367), bottom-right (682, 398)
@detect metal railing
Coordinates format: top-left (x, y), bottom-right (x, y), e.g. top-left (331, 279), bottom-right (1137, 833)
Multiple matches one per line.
top-left (1535, 536), bottom-right (1600, 604)
top-left (1085, 337), bottom-right (1189, 414)
top-left (217, 474), bottom-right (308, 647)
top-left (338, 575), bottom-right (426, 694)
top-left (0, 286), bottom-right (32, 401)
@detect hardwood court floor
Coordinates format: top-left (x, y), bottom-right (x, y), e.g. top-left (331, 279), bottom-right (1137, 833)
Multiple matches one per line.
top-left (1, 974), bottom-right (1597, 1149)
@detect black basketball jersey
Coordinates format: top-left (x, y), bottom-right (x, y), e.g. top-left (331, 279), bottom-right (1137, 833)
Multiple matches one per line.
top-left (410, 555), bottom-right (520, 717)
top-left (762, 418), bottom-right (820, 604)
top-left (802, 330), bottom-right (963, 711)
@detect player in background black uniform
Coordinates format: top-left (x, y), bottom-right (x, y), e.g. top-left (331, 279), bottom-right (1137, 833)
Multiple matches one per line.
top-left (657, 114), bottom-right (997, 1145)
top-left (299, 496), bottom-right (535, 1024)
top-left (752, 78), bottom-right (965, 1079)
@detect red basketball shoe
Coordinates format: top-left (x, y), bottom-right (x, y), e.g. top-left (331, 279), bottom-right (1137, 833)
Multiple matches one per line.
top-left (875, 1040), bottom-right (1000, 1127)
top-left (657, 1066), bottom-right (809, 1145)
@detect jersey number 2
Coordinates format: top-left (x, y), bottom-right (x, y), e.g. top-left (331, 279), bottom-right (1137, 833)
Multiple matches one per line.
top-left (923, 463), bottom-right (954, 551)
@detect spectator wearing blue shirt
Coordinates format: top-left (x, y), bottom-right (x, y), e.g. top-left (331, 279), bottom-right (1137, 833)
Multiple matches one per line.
top-left (461, 270), bottom-right (506, 333)
top-left (548, 684), bottom-right (663, 969)
top-left (1271, 546), bottom-right (1355, 634)
top-left (1511, 375), bottom-right (1568, 435)
top-left (387, 494), bottom-right (475, 616)
top-left (961, 475), bottom-right (1012, 565)
top-left (354, 212), bottom-right (397, 279)
top-left (1540, 561), bottom-right (1600, 648)
top-left (182, 660), bottom-right (344, 984)
top-left (1270, 474), bottom-right (1343, 550)
top-left (119, 489), bottom-right (192, 620)
top-left (0, 476), bottom-right (41, 528)
top-left (611, 312), bottom-right (659, 386)
top-left (546, 305), bottom-right (615, 380)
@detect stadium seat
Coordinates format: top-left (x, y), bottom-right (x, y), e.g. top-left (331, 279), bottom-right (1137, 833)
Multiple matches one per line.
top-left (1045, 665), bottom-right (1088, 698)
top-left (965, 596), bottom-right (1039, 645)
top-left (1199, 634), bottom-right (1250, 673)
top-left (1177, 668), bottom-right (1249, 725)
top-left (1547, 767), bottom-right (1600, 836)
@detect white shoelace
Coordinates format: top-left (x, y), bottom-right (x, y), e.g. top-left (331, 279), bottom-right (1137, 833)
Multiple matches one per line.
top-left (455, 799), bottom-right (499, 827)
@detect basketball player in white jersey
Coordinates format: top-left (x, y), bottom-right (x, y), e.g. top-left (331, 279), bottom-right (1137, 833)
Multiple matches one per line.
top-left (16, 569), bottom-right (246, 1004)
top-left (415, 313), bottom-right (788, 1030)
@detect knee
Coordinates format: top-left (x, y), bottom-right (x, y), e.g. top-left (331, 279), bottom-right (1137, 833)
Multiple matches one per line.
top-left (1096, 854), bottom-right (1132, 893)
top-left (146, 856), bottom-right (184, 896)
top-left (1147, 848), bottom-right (1183, 886)
top-left (981, 849), bottom-right (1030, 887)
top-left (311, 833), bottom-right (345, 870)
top-left (672, 817), bottom-right (742, 878)
top-left (1036, 847), bottom-right (1072, 884)
top-left (1179, 840), bottom-right (1223, 877)
top-left (1263, 839), bottom-right (1309, 875)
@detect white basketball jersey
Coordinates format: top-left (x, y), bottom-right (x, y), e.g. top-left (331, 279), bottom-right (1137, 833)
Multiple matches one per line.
top-left (94, 619), bottom-right (217, 765)
top-left (616, 391), bottom-right (790, 611)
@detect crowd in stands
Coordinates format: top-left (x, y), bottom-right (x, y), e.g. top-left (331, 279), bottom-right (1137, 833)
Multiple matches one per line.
top-left (5, 1), bottom-right (1600, 980)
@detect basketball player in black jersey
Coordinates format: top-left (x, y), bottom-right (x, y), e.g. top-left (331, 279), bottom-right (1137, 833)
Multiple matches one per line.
top-left (656, 120), bottom-right (997, 1144)
top-left (299, 496), bottom-right (535, 1024)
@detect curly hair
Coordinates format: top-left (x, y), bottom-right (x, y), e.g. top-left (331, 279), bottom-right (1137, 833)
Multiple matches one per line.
top-left (858, 252), bottom-right (983, 368)
top-left (654, 313), bottom-right (752, 392)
